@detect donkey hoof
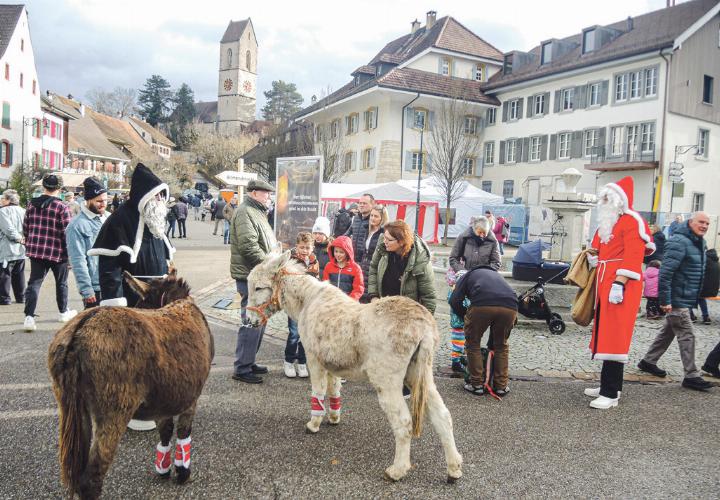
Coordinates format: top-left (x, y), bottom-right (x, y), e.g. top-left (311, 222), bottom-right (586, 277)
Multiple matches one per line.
top-left (157, 471), bottom-right (171, 479)
top-left (328, 414), bottom-right (341, 425)
top-left (383, 466), bottom-right (407, 482)
top-left (305, 422), bottom-right (320, 434)
top-left (175, 466), bottom-right (191, 484)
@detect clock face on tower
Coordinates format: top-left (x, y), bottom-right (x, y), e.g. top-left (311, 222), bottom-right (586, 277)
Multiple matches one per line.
top-left (243, 80), bottom-right (252, 93)
top-left (223, 79), bottom-right (233, 91)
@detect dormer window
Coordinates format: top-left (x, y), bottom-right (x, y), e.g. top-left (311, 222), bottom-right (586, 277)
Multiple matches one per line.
top-left (441, 58), bottom-right (451, 76)
top-left (475, 64), bottom-right (485, 82)
top-left (583, 29), bottom-right (596, 54)
top-left (541, 42), bottom-right (552, 65)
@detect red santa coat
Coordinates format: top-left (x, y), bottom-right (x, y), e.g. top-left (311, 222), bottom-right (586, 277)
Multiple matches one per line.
top-left (590, 177), bottom-right (654, 362)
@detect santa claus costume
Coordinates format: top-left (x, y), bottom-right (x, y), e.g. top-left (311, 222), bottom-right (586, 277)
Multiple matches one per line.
top-left (586, 176), bottom-right (655, 409)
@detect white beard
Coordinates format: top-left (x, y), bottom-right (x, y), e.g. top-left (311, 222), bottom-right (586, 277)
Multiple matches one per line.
top-left (143, 198), bottom-right (168, 239)
top-left (597, 188), bottom-right (623, 244)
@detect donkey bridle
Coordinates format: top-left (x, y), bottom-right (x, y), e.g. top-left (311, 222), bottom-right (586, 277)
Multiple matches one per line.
top-left (246, 268), bottom-right (306, 325)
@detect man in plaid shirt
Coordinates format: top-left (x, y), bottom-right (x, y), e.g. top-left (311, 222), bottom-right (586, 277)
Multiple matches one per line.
top-left (22, 174), bottom-right (77, 331)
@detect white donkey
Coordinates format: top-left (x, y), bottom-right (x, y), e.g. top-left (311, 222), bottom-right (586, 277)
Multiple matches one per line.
top-left (245, 251), bottom-right (462, 483)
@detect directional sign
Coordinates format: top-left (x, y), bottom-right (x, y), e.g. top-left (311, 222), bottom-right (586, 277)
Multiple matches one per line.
top-left (215, 170), bottom-right (258, 186)
top-left (668, 162), bottom-right (684, 171)
top-left (668, 174), bottom-right (684, 183)
top-left (668, 168), bottom-right (684, 176)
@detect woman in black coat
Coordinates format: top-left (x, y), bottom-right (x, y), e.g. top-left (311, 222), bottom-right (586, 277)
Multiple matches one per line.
top-left (359, 205), bottom-right (388, 303)
top-left (698, 249), bottom-right (719, 323)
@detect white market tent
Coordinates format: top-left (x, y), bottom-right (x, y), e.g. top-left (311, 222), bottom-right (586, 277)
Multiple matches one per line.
top-left (321, 179), bottom-right (502, 241)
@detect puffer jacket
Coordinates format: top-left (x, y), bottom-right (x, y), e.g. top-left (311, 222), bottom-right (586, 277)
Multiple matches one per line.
top-left (322, 235), bottom-right (363, 300)
top-left (642, 266), bottom-right (659, 298)
top-left (314, 239), bottom-right (331, 279)
top-left (230, 196), bottom-right (277, 280)
top-left (449, 226), bottom-right (501, 272)
top-left (368, 234), bottom-right (436, 314)
top-left (345, 213), bottom-right (370, 264)
top-left (700, 249), bottom-right (719, 298)
top-left (658, 221), bottom-right (706, 308)
top-left (0, 204), bottom-right (25, 265)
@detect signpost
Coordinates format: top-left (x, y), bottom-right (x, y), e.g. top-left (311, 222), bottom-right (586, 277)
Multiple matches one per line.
top-left (215, 159), bottom-right (258, 201)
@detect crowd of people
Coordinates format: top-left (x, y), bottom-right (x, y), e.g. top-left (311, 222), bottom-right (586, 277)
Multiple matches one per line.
top-left (1, 170), bottom-right (718, 417)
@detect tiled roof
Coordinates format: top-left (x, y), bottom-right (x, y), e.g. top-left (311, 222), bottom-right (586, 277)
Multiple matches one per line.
top-left (128, 116), bottom-right (175, 147)
top-left (41, 95), bottom-right (82, 120)
top-left (0, 5), bottom-right (23, 60)
top-left (88, 110), bottom-right (156, 160)
top-left (221, 19), bottom-right (249, 43)
top-left (485, 0), bottom-right (719, 90)
top-left (194, 101), bottom-right (217, 124)
top-left (378, 68), bottom-right (500, 105)
top-left (352, 65), bottom-right (376, 75)
top-left (68, 116), bottom-right (129, 161)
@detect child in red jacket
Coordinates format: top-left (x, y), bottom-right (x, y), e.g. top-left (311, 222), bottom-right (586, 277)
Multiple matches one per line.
top-left (322, 235), bottom-right (363, 300)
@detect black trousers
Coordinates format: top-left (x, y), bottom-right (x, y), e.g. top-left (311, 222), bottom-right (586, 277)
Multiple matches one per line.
top-left (600, 360), bottom-right (624, 399)
top-left (177, 219), bottom-right (187, 238)
top-left (24, 258), bottom-right (69, 317)
top-left (705, 341), bottom-right (720, 370)
top-left (0, 259), bottom-right (26, 304)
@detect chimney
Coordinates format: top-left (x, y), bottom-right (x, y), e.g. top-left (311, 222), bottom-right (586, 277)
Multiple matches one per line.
top-left (426, 11), bottom-right (436, 30)
top-left (79, 103), bottom-right (85, 117)
top-left (626, 16), bottom-right (633, 31)
top-left (411, 19), bottom-right (421, 34)
top-left (67, 93), bottom-right (73, 100)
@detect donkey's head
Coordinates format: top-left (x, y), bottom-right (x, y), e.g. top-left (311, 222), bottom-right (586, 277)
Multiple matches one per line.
top-left (245, 251), bottom-right (294, 327)
top-left (124, 266), bottom-right (192, 309)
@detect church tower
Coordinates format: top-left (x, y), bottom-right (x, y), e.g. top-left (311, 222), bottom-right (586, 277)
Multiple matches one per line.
top-left (217, 19), bottom-right (257, 135)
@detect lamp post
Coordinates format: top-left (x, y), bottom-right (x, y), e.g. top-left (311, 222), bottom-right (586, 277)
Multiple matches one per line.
top-left (414, 113), bottom-right (425, 234)
top-left (20, 116), bottom-right (36, 170)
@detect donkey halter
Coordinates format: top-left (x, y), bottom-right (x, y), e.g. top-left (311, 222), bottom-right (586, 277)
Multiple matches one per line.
top-left (246, 268), bottom-right (306, 325)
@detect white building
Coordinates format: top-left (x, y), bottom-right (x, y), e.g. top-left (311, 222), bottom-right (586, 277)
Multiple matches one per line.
top-left (0, 5), bottom-right (41, 185)
top-left (296, 1), bottom-right (720, 216)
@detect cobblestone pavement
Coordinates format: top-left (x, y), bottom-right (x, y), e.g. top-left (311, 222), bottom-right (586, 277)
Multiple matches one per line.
top-left (199, 280), bottom-right (720, 383)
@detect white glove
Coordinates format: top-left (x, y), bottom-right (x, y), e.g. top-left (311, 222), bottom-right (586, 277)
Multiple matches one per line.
top-left (608, 283), bottom-right (624, 304)
top-left (587, 254), bottom-right (598, 269)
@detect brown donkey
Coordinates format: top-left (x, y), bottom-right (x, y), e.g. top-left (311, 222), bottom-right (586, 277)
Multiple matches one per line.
top-left (48, 270), bottom-right (214, 499)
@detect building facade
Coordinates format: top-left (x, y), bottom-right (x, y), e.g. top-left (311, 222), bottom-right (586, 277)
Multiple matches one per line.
top-left (296, 1), bottom-right (720, 216)
top-left (0, 5), bottom-right (41, 184)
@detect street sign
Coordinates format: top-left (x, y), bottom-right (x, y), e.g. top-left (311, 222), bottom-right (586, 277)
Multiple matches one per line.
top-left (215, 170), bottom-right (258, 186)
top-left (668, 174), bottom-right (684, 183)
top-left (668, 168), bottom-right (684, 176)
top-left (668, 162), bottom-right (683, 171)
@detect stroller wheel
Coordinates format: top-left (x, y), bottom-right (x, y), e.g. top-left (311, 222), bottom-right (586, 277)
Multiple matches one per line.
top-left (549, 318), bottom-right (565, 335)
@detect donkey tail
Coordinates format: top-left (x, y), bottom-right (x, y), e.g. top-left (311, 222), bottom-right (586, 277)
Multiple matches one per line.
top-left (407, 330), bottom-right (434, 438)
top-left (48, 321), bottom-right (93, 496)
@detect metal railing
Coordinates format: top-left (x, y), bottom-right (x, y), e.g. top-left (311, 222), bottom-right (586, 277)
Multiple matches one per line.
top-left (589, 143), bottom-right (657, 164)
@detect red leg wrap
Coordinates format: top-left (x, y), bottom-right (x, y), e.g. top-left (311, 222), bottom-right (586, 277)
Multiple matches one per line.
top-left (328, 396), bottom-right (342, 412)
top-left (311, 395), bottom-right (326, 417)
top-left (174, 437), bottom-right (192, 468)
top-left (155, 443), bottom-right (172, 474)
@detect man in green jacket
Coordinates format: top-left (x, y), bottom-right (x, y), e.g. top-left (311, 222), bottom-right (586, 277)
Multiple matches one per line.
top-left (231, 179), bottom-right (277, 384)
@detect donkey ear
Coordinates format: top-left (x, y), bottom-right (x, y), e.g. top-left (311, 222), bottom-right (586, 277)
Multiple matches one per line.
top-left (277, 250), bottom-right (293, 269)
top-left (124, 271), bottom-right (150, 298)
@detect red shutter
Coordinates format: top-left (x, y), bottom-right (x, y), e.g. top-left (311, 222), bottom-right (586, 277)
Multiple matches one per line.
top-left (51, 122), bottom-right (56, 138)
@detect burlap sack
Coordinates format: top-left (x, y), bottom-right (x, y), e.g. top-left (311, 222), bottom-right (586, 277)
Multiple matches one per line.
top-left (571, 267), bottom-right (596, 326)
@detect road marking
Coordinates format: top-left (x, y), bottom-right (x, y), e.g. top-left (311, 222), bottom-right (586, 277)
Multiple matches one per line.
top-left (0, 383), bottom-right (52, 391)
top-left (0, 408), bottom-right (57, 420)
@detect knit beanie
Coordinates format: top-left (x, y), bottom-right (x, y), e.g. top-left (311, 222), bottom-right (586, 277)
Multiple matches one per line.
top-left (312, 216), bottom-right (331, 238)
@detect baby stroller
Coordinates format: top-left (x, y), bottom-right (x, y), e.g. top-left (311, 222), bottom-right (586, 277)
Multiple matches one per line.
top-left (517, 270), bottom-right (567, 335)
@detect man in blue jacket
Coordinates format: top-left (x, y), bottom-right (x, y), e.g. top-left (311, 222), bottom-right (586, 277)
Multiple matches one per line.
top-left (639, 212), bottom-right (714, 391)
top-left (66, 177), bottom-right (108, 308)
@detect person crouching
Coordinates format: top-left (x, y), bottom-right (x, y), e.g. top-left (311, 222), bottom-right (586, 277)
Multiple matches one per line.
top-left (449, 266), bottom-right (518, 397)
top-left (284, 232), bottom-right (319, 378)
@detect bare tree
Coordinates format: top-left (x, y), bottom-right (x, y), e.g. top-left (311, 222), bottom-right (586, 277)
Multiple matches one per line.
top-left (427, 96), bottom-right (481, 244)
top-left (314, 119), bottom-right (347, 182)
top-left (191, 127), bottom-right (259, 179)
top-left (85, 87), bottom-right (137, 117)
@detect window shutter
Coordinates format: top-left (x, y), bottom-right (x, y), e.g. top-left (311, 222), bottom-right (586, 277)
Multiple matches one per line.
top-left (475, 158), bottom-right (483, 177)
top-left (597, 127), bottom-right (606, 151)
top-left (549, 134), bottom-right (557, 160)
top-left (574, 85), bottom-right (587, 109)
top-left (521, 137), bottom-right (530, 162)
top-left (526, 97), bottom-right (534, 118)
top-left (553, 90), bottom-right (561, 113)
top-left (428, 111), bottom-right (435, 130)
top-left (363, 111), bottom-right (369, 130)
top-left (502, 102), bottom-right (508, 122)
top-left (499, 141), bottom-right (506, 164)
top-left (517, 99), bottom-right (524, 119)
top-left (571, 130), bottom-right (584, 158)
top-left (353, 151), bottom-right (358, 170)
top-left (405, 107), bottom-right (414, 128)
top-left (438, 57), bottom-right (443, 74)
top-left (540, 135), bottom-right (549, 161)
top-left (404, 151), bottom-right (413, 171)
top-left (543, 92), bottom-right (550, 114)
top-left (600, 80), bottom-right (609, 105)
top-left (8, 143), bottom-right (13, 165)
top-left (372, 107), bottom-right (378, 129)
top-left (370, 148), bottom-right (376, 168)
top-left (425, 153), bottom-right (432, 173)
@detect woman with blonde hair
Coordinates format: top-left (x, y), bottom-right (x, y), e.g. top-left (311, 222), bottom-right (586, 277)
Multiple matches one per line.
top-left (359, 204), bottom-right (389, 303)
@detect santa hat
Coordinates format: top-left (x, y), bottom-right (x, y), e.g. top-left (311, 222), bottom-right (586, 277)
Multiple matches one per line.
top-left (602, 176), bottom-right (656, 255)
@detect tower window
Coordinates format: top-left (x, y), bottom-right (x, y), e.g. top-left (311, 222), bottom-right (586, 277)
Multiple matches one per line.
top-left (246, 51), bottom-right (252, 70)
top-left (227, 48), bottom-right (232, 68)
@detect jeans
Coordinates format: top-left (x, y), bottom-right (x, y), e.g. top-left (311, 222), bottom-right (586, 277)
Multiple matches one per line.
top-left (698, 298), bottom-right (709, 319)
top-left (643, 308), bottom-right (701, 378)
top-left (223, 220), bottom-right (231, 244)
top-left (464, 305), bottom-right (516, 389)
top-left (166, 219), bottom-right (176, 238)
top-left (177, 219), bottom-right (187, 238)
top-left (24, 258), bottom-right (69, 317)
top-left (285, 318), bottom-right (306, 364)
top-left (0, 258), bottom-right (25, 304)
top-left (233, 279), bottom-right (266, 376)
top-left (498, 242), bottom-right (505, 255)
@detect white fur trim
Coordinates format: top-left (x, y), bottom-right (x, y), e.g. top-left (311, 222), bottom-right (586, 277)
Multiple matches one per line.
top-left (604, 183), bottom-right (629, 210)
top-left (100, 297), bottom-right (127, 307)
top-left (155, 442), bottom-right (172, 474)
top-left (616, 269), bottom-right (641, 280)
top-left (646, 241), bottom-right (656, 252)
top-left (594, 353), bottom-right (629, 363)
top-left (88, 245), bottom-right (135, 258)
top-left (625, 209), bottom-right (652, 244)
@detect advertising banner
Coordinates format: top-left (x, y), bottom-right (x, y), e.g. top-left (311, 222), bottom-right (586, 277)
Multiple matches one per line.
top-left (275, 156), bottom-right (323, 249)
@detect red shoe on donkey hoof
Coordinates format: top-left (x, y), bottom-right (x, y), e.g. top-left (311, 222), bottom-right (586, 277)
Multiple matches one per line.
top-left (174, 437), bottom-right (192, 484)
top-left (155, 443), bottom-right (172, 477)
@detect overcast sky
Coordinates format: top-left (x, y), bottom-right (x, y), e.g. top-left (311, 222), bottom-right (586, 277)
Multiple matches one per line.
top-left (26, 0), bottom-right (669, 116)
